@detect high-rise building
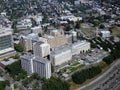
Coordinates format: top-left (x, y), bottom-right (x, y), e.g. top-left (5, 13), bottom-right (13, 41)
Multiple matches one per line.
top-left (20, 36), bottom-right (32, 52)
top-left (0, 28), bottom-right (16, 60)
top-left (20, 55), bottom-right (34, 74)
top-left (33, 41), bottom-right (50, 58)
top-left (20, 55), bottom-right (51, 78)
top-left (33, 57), bottom-right (51, 78)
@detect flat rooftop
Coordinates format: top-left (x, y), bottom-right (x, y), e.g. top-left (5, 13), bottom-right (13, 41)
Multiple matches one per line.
top-left (0, 58), bottom-right (17, 66)
top-left (51, 45), bottom-right (71, 55)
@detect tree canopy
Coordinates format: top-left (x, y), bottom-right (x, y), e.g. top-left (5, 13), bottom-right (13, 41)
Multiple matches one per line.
top-left (72, 66), bottom-right (102, 84)
top-left (42, 77), bottom-right (70, 90)
top-left (5, 61), bottom-right (27, 80)
top-left (14, 43), bottom-right (24, 52)
top-left (0, 80), bottom-right (10, 90)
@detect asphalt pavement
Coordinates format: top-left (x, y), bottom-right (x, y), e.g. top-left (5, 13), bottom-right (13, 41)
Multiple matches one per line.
top-left (76, 59), bottom-right (120, 90)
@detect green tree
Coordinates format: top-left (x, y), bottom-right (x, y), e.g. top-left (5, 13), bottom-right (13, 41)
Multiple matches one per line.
top-left (14, 43), bottom-right (24, 52)
top-left (99, 24), bottom-right (105, 29)
top-left (5, 61), bottom-right (27, 80)
top-left (72, 66), bottom-right (102, 84)
top-left (38, 33), bottom-right (42, 37)
top-left (0, 80), bottom-right (10, 90)
top-left (75, 21), bottom-right (80, 29)
top-left (14, 54), bottom-right (20, 59)
top-left (42, 77), bottom-right (70, 90)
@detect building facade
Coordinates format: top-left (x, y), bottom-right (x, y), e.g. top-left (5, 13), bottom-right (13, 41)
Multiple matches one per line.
top-left (33, 57), bottom-right (51, 78)
top-left (71, 40), bottom-right (90, 55)
top-left (20, 36), bottom-right (33, 52)
top-left (20, 55), bottom-right (51, 78)
top-left (33, 41), bottom-right (50, 58)
top-left (20, 55), bottom-right (34, 74)
top-left (0, 29), bottom-right (16, 60)
top-left (50, 46), bottom-right (72, 66)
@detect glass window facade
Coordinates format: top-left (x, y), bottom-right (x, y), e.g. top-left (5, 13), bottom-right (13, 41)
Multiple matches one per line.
top-left (0, 35), bottom-right (12, 50)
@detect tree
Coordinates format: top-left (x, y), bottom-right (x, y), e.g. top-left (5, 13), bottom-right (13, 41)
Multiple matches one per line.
top-left (14, 43), bottom-right (24, 52)
top-left (72, 66), bottom-right (102, 84)
top-left (64, 25), bottom-right (72, 31)
top-left (0, 80), bottom-right (10, 90)
top-left (13, 54), bottom-right (20, 59)
top-left (31, 73), bottom-right (41, 80)
top-left (42, 77), bottom-right (70, 90)
top-left (38, 33), bottom-right (42, 37)
top-left (75, 21), bottom-right (80, 29)
top-left (22, 78), bottom-right (31, 86)
top-left (5, 61), bottom-right (27, 80)
top-left (103, 41), bottom-right (120, 65)
top-left (51, 65), bottom-right (54, 73)
top-left (99, 24), bottom-right (105, 29)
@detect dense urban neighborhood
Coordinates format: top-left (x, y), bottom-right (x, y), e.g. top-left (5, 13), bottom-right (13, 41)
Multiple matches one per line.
top-left (0, 0), bottom-right (120, 90)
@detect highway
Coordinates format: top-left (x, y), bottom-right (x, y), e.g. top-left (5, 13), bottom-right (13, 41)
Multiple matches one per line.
top-left (76, 59), bottom-right (120, 90)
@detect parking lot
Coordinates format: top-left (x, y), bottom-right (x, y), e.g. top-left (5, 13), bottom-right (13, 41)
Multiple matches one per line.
top-left (74, 48), bottom-right (109, 65)
top-left (93, 64), bottom-right (120, 90)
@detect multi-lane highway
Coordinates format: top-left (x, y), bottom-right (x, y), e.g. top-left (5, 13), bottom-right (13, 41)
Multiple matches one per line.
top-left (76, 59), bottom-right (120, 90)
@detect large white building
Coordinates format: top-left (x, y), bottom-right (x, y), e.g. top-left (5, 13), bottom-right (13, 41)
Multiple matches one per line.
top-left (33, 41), bottom-right (50, 58)
top-left (20, 55), bottom-right (34, 74)
top-left (71, 40), bottom-right (90, 55)
top-left (100, 31), bottom-right (111, 38)
top-left (50, 40), bottom-right (90, 66)
top-left (20, 55), bottom-right (51, 79)
top-left (50, 46), bottom-right (72, 66)
top-left (60, 15), bottom-right (82, 22)
top-left (33, 57), bottom-right (51, 78)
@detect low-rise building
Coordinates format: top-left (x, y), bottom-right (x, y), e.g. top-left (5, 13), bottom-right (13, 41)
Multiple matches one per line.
top-left (71, 40), bottom-right (90, 55)
top-left (100, 31), bottom-right (111, 38)
top-left (31, 25), bottom-right (42, 34)
top-left (16, 19), bottom-right (32, 30)
top-left (0, 58), bottom-right (17, 68)
top-left (50, 46), bottom-right (72, 66)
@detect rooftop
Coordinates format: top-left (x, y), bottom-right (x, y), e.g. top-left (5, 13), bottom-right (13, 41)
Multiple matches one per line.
top-left (72, 40), bottom-right (90, 47)
top-left (34, 56), bottom-right (50, 64)
top-left (51, 45), bottom-right (71, 55)
top-left (0, 58), bottom-right (17, 66)
top-left (21, 55), bottom-right (50, 64)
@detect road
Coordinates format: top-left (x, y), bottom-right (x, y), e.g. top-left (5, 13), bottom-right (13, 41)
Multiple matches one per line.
top-left (76, 59), bottom-right (120, 90)
top-left (0, 66), bottom-right (27, 90)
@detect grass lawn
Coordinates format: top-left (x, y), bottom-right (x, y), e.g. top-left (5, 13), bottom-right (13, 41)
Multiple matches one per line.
top-left (60, 62), bottom-right (85, 74)
top-left (111, 26), bottom-right (120, 37)
top-left (71, 62), bottom-right (80, 67)
top-left (80, 23), bottom-right (96, 35)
